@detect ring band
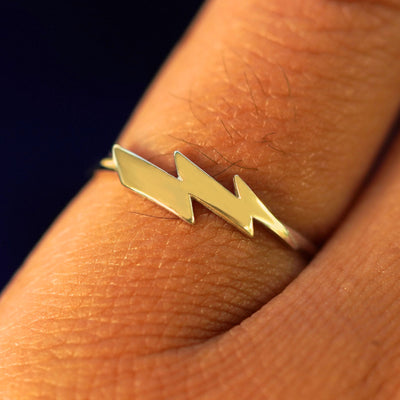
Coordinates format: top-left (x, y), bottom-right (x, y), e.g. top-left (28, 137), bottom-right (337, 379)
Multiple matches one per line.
top-left (101, 145), bottom-right (317, 255)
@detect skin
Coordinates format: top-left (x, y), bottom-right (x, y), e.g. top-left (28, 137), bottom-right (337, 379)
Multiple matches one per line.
top-left (1, 0), bottom-right (400, 398)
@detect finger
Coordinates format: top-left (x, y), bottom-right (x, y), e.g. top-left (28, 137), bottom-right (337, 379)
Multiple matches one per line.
top-left (3, 0), bottom-right (400, 344)
top-left (1, 0), bottom-right (400, 396)
top-left (154, 131), bottom-right (400, 399)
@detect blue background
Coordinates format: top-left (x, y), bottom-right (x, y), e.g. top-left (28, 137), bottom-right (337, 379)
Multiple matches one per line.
top-left (1, 1), bottom-right (203, 290)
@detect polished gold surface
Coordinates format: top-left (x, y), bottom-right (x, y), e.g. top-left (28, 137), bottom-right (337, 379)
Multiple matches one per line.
top-left (101, 145), bottom-right (316, 254)
top-left (100, 157), bottom-right (118, 171)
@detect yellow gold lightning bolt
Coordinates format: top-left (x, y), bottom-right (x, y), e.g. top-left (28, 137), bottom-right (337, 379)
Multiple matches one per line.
top-left (101, 144), bottom-right (316, 254)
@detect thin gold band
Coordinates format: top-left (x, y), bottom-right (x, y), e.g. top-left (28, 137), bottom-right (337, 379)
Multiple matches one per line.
top-left (101, 145), bottom-right (317, 255)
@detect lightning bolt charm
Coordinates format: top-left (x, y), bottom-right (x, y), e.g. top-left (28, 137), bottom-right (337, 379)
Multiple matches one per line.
top-left (101, 145), bottom-right (316, 254)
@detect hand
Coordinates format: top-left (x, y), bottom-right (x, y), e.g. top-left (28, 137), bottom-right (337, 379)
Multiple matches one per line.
top-left (1, 0), bottom-right (400, 398)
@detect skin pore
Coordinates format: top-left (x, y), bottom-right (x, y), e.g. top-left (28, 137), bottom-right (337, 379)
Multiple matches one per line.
top-left (1, 0), bottom-right (400, 398)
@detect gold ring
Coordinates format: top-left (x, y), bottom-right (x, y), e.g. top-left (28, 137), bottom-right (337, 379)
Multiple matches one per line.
top-left (101, 144), bottom-right (317, 255)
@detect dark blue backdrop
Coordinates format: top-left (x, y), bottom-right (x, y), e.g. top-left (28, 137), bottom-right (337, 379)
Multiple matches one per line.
top-left (1, 1), bottom-right (203, 290)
